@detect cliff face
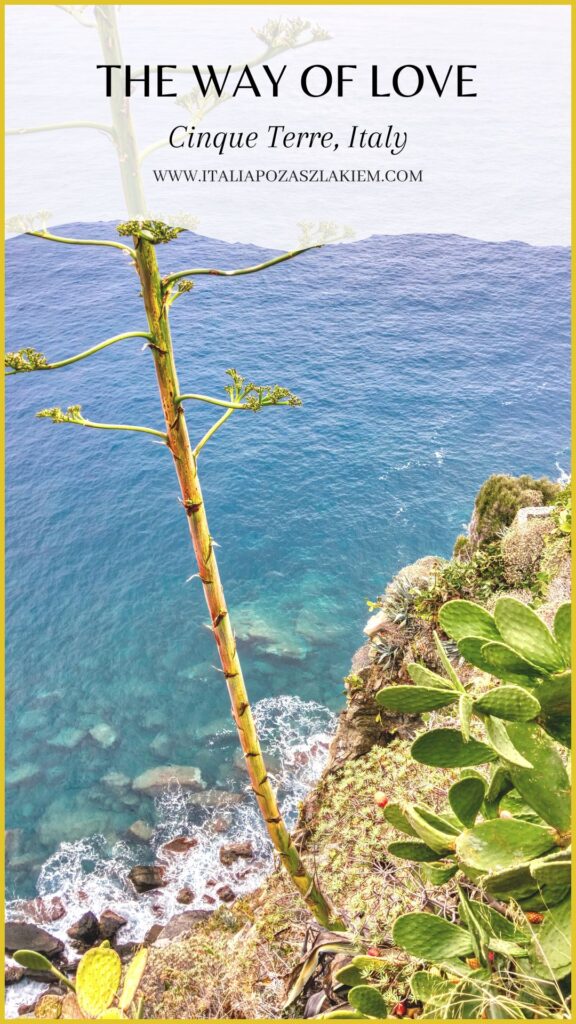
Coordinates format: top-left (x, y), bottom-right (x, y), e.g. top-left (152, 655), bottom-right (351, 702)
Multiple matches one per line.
top-left (141, 478), bottom-right (572, 1020)
top-left (325, 555), bottom-right (445, 769)
top-left (26, 477), bottom-right (570, 1020)
top-left (322, 481), bottom-right (569, 776)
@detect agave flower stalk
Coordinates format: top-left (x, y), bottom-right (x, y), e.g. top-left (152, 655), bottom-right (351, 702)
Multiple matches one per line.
top-left (132, 226), bottom-right (344, 930)
top-left (7, 220), bottom-right (344, 933)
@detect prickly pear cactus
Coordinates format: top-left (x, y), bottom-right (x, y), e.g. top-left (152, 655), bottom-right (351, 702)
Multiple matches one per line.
top-left (379, 595), bottom-right (572, 1016)
top-left (392, 912), bottom-right (473, 960)
top-left (118, 947), bottom-right (148, 1012)
top-left (347, 985), bottom-right (388, 1017)
top-left (76, 944), bottom-right (122, 1018)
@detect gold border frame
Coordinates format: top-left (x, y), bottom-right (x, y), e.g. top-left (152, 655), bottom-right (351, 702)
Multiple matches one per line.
top-left (2, 3), bottom-right (572, 1022)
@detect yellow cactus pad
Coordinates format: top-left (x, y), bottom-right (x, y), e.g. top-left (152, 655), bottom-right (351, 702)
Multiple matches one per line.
top-left (118, 948), bottom-right (148, 1011)
top-left (97, 1011), bottom-right (127, 1019)
top-left (76, 944), bottom-right (122, 1017)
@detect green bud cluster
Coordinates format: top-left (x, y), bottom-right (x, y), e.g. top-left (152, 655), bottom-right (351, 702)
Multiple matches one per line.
top-left (5, 347), bottom-right (48, 372)
top-left (117, 219), bottom-right (183, 244)
top-left (225, 367), bottom-right (302, 410)
top-left (36, 404), bottom-right (84, 424)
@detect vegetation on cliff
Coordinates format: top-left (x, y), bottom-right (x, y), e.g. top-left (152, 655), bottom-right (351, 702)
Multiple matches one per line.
top-left (14, 477), bottom-right (571, 1019)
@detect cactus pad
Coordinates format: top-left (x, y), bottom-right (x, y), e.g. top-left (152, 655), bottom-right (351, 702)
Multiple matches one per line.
top-left (536, 672), bottom-right (571, 747)
top-left (407, 663), bottom-right (455, 690)
top-left (455, 819), bottom-right (557, 872)
top-left (403, 807), bottom-right (458, 854)
top-left (393, 912), bottom-right (473, 960)
top-left (439, 600), bottom-right (500, 642)
top-left (334, 964), bottom-right (364, 988)
top-left (348, 985), bottom-right (388, 1017)
top-left (388, 839), bottom-right (445, 862)
top-left (528, 897), bottom-right (571, 980)
top-left (376, 685), bottom-right (457, 713)
top-left (494, 597), bottom-right (566, 673)
top-left (504, 722), bottom-right (571, 832)
top-left (474, 685), bottom-right (541, 721)
top-left (76, 945), bottom-right (122, 1018)
top-left (479, 641), bottom-right (543, 682)
top-left (118, 947), bottom-right (148, 1012)
top-left (411, 728), bottom-right (497, 768)
top-left (484, 862), bottom-right (539, 902)
top-left (553, 603), bottom-right (571, 665)
top-left (410, 971), bottom-right (453, 1003)
top-left (382, 802), bottom-right (418, 837)
top-left (13, 950), bottom-right (58, 974)
top-left (530, 852), bottom-right (571, 888)
top-left (33, 994), bottom-right (63, 1018)
top-left (420, 862), bottom-right (458, 884)
top-left (483, 716), bottom-right (533, 768)
top-left (448, 777), bottom-right (486, 827)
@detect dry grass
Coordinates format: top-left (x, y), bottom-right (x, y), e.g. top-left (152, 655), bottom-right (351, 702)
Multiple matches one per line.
top-left (140, 738), bottom-right (452, 1018)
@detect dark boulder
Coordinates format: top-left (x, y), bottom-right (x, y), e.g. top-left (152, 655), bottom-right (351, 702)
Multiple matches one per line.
top-left (98, 909), bottom-right (128, 941)
top-left (5, 921), bottom-right (64, 960)
top-left (5, 964), bottom-right (24, 985)
top-left (176, 887), bottom-right (195, 905)
top-left (216, 884), bottom-right (235, 903)
top-left (161, 835), bottom-right (198, 856)
top-left (67, 911), bottom-right (99, 946)
top-left (219, 841), bottom-right (254, 867)
top-left (128, 864), bottom-right (167, 893)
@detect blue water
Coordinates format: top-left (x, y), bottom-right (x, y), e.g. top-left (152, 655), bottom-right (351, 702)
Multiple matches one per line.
top-left (5, 227), bottom-right (570, 899)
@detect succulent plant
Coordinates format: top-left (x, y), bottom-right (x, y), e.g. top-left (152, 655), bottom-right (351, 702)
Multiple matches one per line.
top-left (370, 635), bottom-right (405, 670)
top-left (383, 575), bottom-right (417, 627)
top-left (374, 595), bottom-right (571, 1016)
top-left (13, 942), bottom-right (148, 1019)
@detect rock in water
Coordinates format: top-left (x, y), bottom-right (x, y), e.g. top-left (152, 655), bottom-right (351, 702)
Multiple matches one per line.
top-left (149, 732), bottom-right (172, 758)
top-left (161, 835), bottom-right (198, 855)
top-left (176, 887), bottom-right (195, 905)
top-left (99, 909), bottom-right (127, 940)
top-left (6, 764), bottom-right (41, 788)
top-left (67, 911), bottom-right (100, 945)
top-left (101, 771), bottom-right (131, 790)
top-left (186, 789), bottom-right (245, 809)
top-left (126, 819), bottom-right (155, 843)
top-left (90, 722), bottom-right (118, 748)
top-left (5, 965), bottom-right (24, 985)
top-left (5, 921), bottom-right (64, 959)
top-left (16, 896), bottom-right (66, 925)
top-left (219, 841), bottom-right (254, 867)
top-left (47, 727), bottom-right (87, 750)
top-left (132, 765), bottom-right (206, 795)
top-left (128, 865), bottom-right (167, 893)
top-left (216, 884), bottom-right (235, 903)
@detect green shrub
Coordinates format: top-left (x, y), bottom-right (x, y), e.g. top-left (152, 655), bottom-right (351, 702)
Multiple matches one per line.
top-left (413, 544), bottom-right (509, 625)
top-left (470, 474), bottom-right (559, 549)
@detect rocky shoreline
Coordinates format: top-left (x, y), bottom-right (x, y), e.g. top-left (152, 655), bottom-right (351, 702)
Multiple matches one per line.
top-left (5, 474), bottom-right (571, 1019)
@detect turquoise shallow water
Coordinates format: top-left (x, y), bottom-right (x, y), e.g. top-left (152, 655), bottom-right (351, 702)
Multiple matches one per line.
top-left (5, 228), bottom-right (570, 905)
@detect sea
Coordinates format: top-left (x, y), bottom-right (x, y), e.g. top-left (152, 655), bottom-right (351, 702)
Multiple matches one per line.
top-left (5, 228), bottom-right (570, 1006)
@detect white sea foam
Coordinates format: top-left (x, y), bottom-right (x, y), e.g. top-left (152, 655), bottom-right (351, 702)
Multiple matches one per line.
top-left (5, 696), bottom-right (335, 1018)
